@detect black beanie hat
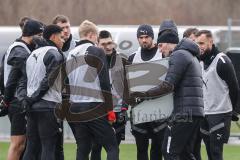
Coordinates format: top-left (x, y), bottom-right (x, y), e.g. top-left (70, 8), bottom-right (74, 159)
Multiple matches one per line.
top-left (137, 24), bottom-right (154, 39)
top-left (22, 20), bottom-right (44, 37)
top-left (157, 30), bottom-right (179, 44)
top-left (159, 19), bottom-right (178, 35)
top-left (43, 25), bottom-right (62, 40)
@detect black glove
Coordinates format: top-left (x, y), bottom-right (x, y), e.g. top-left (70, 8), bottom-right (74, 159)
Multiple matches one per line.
top-left (0, 95), bottom-right (9, 117)
top-left (21, 97), bottom-right (35, 113)
top-left (116, 109), bottom-right (128, 124)
top-left (232, 111), bottom-right (239, 121)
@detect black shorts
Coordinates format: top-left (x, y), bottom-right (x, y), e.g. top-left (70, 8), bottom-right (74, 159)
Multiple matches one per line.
top-left (8, 99), bottom-right (26, 136)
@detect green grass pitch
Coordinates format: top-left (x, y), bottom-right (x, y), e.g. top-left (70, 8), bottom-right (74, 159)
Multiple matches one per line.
top-left (0, 142), bottom-right (240, 160)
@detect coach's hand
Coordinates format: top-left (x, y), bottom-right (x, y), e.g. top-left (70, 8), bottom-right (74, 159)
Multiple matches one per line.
top-left (130, 91), bottom-right (147, 105)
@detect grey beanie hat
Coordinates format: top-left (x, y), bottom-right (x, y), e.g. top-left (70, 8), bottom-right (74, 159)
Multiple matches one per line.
top-left (159, 19), bottom-right (178, 35)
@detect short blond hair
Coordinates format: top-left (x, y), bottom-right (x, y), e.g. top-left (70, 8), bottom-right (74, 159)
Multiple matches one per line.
top-left (79, 20), bottom-right (98, 38)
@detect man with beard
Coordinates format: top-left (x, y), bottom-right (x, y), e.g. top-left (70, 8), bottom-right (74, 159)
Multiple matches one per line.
top-left (196, 30), bottom-right (239, 160)
top-left (90, 30), bottom-right (129, 160)
top-left (1, 19), bottom-right (43, 160)
top-left (0, 16), bottom-right (32, 117)
top-left (128, 24), bottom-right (166, 160)
top-left (131, 20), bottom-right (204, 159)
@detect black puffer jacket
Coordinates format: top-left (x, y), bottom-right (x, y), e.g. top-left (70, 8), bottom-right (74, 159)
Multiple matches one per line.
top-left (165, 38), bottom-right (204, 117)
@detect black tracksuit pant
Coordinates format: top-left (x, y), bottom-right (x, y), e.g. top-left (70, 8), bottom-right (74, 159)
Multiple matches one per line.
top-left (190, 125), bottom-right (202, 160)
top-left (162, 116), bottom-right (203, 160)
top-left (200, 113), bottom-right (231, 160)
top-left (72, 117), bottom-right (119, 160)
top-left (23, 109), bottom-right (61, 160)
top-left (90, 120), bottom-right (125, 160)
top-left (70, 103), bottom-right (119, 160)
top-left (131, 121), bottom-right (166, 160)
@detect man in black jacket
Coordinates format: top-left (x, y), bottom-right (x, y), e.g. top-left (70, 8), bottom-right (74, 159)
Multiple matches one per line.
top-left (183, 27), bottom-right (202, 160)
top-left (158, 33), bottom-right (204, 160)
top-left (1, 19), bottom-right (43, 160)
top-left (196, 30), bottom-right (239, 160)
top-left (22, 25), bottom-right (65, 160)
top-left (132, 22), bottom-right (204, 159)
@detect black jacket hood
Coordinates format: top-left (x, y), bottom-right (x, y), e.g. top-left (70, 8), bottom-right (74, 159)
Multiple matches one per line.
top-left (174, 38), bottom-right (200, 57)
